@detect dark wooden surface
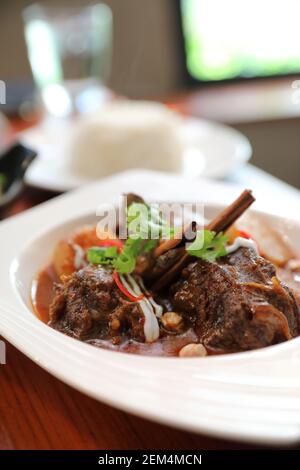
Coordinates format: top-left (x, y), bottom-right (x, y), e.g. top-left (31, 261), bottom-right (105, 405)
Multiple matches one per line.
top-left (0, 337), bottom-right (264, 450)
top-left (0, 118), bottom-right (294, 451)
top-left (1, 339), bottom-right (262, 450)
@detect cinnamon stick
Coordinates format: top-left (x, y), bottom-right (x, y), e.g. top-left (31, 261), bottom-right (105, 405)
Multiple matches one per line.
top-left (153, 221), bottom-right (197, 258)
top-left (207, 189), bottom-right (255, 233)
top-left (151, 252), bottom-right (191, 292)
top-left (151, 189), bottom-right (255, 292)
top-left (153, 190), bottom-right (254, 260)
top-left (145, 247), bottom-right (186, 282)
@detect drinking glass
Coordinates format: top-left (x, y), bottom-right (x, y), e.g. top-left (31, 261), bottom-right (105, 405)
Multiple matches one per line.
top-left (23, 3), bottom-right (113, 117)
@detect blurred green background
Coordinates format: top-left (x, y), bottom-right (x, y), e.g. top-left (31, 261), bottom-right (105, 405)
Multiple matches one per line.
top-left (181, 0), bottom-right (300, 81)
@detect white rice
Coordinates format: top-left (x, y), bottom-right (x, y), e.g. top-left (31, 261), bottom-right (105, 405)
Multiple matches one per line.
top-left (65, 100), bottom-right (183, 178)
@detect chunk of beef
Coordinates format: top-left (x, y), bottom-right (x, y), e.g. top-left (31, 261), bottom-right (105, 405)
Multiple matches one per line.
top-left (170, 248), bottom-right (300, 353)
top-left (49, 266), bottom-right (145, 341)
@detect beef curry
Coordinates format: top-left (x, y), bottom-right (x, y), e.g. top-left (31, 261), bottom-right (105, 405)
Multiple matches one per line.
top-left (32, 192), bottom-right (300, 357)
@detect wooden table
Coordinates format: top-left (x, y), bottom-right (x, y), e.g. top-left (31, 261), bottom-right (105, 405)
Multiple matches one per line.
top-left (0, 120), bottom-right (299, 451)
top-left (1, 340), bottom-right (260, 451)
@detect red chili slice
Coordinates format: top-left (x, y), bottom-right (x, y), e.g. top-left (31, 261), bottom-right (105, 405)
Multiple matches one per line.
top-left (97, 238), bottom-right (123, 252)
top-left (238, 230), bottom-right (262, 255)
top-left (239, 230), bottom-right (252, 240)
top-left (113, 271), bottom-right (145, 302)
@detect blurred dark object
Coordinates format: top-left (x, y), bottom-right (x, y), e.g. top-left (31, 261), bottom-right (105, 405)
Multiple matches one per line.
top-left (0, 143), bottom-right (37, 211)
top-left (0, 80), bottom-right (37, 118)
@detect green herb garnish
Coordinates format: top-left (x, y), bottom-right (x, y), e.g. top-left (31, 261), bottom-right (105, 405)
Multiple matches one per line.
top-left (186, 230), bottom-right (228, 262)
top-left (87, 204), bottom-right (228, 274)
top-left (87, 246), bottom-right (118, 265)
top-left (88, 202), bottom-right (170, 274)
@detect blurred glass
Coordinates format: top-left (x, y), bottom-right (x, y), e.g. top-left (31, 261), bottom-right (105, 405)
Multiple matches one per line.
top-left (23, 3), bottom-right (113, 117)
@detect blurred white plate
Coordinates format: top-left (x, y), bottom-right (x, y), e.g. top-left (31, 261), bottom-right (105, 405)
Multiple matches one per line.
top-left (21, 116), bottom-right (252, 192)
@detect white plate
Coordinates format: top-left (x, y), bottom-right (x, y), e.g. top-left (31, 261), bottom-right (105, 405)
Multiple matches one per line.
top-left (21, 117), bottom-right (252, 192)
top-left (1, 170), bottom-right (300, 446)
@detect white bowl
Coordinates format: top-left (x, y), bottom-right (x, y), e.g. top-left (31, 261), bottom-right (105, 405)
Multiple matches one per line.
top-left (1, 170), bottom-right (300, 446)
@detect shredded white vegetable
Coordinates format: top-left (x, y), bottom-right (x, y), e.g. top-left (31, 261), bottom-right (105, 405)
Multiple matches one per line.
top-left (136, 277), bottom-right (163, 319)
top-left (72, 243), bottom-right (86, 269)
top-left (226, 237), bottom-right (258, 255)
top-left (121, 274), bottom-right (160, 343)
